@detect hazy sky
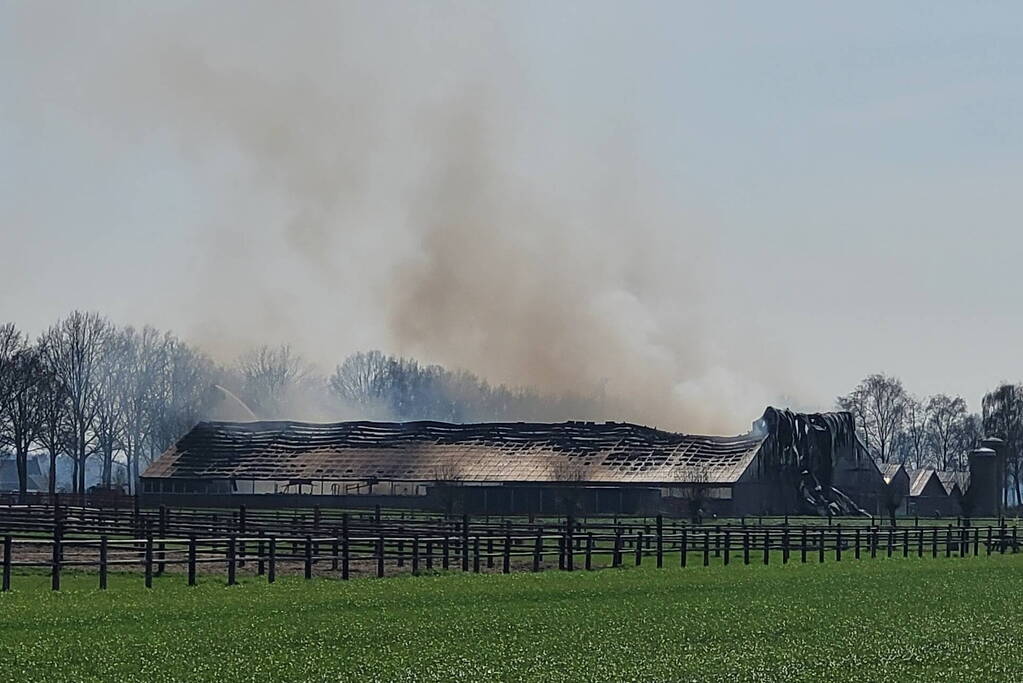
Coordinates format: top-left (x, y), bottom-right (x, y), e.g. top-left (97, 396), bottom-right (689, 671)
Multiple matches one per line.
top-left (2, 2), bottom-right (1022, 432)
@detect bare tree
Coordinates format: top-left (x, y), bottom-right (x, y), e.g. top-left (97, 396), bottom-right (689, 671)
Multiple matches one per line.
top-left (35, 362), bottom-right (70, 495)
top-left (955, 413), bottom-right (983, 471)
top-left (899, 395), bottom-right (931, 468)
top-left (40, 312), bottom-right (111, 499)
top-left (94, 327), bottom-right (131, 489)
top-left (0, 324), bottom-right (45, 498)
top-left (837, 373), bottom-right (908, 464)
top-left (147, 337), bottom-right (219, 463)
top-left (117, 326), bottom-right (166, 492)
top-left (237, 344), bottom-right (311, 418)
top-left (329, 350), bottom-right (393, 417)
top-left (927, 393), bottom-right (968, 471)
top-left (329, 349), bottom-right (605, 423)
top-left (836, 388), bottom-right (871, 454)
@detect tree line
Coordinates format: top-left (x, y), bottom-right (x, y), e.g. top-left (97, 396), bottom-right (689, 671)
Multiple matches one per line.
top-left (0, 312), bottom-right (605, 497)
top-left (837, 373), bottom-right (1023, 504)
top-left (8, 313), bottom-right (1022, 503)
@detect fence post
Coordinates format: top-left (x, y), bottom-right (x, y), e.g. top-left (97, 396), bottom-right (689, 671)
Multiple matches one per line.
top-left (376, 535), bottom-right (385, 578)
top-left (680, 527), bottom-right (687, 568)
top-left (917, 529), bottom-right (924, 558)
top-left (945, 526), bottom-right (952, 558)
top-left (887, 528), bottom-right (894, 559)
top-left (1013, 526), bottom-right (1018, 554)
top-left (763, 529), bottom-right (769, 565)
top-left (931, 528), bottom-right (938, 558)
top-left (566, 516), bottom-right (575, 572)
top-left (973, 527), bottom-right (980, 556)
top-left (744, 529), bottom-right (751, 565)
top-left (98, 536), bottom-right (108, 590)
top-left (256, 531), bottom-right (266, 576)
top-left (724, 530), bottom-right (731, 565)
top-left (656, 515), bottom-right (663, 568)
top-left (836, 527), bottom-right (842, 562)
top-left (187, 536), bottom-right (196, 586)
top-left (51, 522), bottom-right (62, 591)
top-left (2, 535), bottom-right (11, 592)
top-left (819, 529), bottom-right (825, 564)
top-left (227, 536), bottom-right (237, 586)
top-left (800, 527), bottom-right (806, 564)
top-left (473, 536), bottom-right (481, 574)
top-left (635, 531), bottom-right (644, 566)
top-left (702, 529), bottom-right (709, 567)
top-left (132, 494), bottom-right (140, 538)
top-left (855, 529), bottom-right (861, 560)
top-left (585, 533), bottom-right (593, 571)
top-left (505, 520), bottom-right (514, 573)
top-left (341, 514), bottom-right (350, 580)
top-left (412, 535), bottom-right (420, 575)
top-left (331, 534), bottom-right (340, 572)
top-left (903, 530), bottom-right (909, 558)
top-left (781, 528), bottom-right (788, 564)
top-left (144, 534), bottom-right (154, 588)
top-left (461, 515), bottom-right (470, 572)
top-left (157, 505), bottom-right (167, 575)
top-left (533, 531), bottom-right (543, 572)
top-left (426, 539), bottom-right (434, 570)
top-left (237, 505), bottom-right (246, 568)
top-left (442, 533), bottom-right (450, 571)
top-left (304, 536), bottom-right (313, 580)
top-left (268, 537), bottom-right (277, 583)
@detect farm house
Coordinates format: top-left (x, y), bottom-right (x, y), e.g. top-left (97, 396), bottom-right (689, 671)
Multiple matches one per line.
top-left (140, 407), bottom-right (906, 516)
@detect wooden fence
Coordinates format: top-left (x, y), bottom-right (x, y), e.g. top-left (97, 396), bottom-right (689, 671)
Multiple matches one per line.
top-left (0, 504), bottom-right (1018, 592)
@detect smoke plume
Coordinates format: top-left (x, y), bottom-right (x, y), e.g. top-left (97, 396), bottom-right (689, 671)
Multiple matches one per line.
top-left (4, 2), bottom-right (801, 433)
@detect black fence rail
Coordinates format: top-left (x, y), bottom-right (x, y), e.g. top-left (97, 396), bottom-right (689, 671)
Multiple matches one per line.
top-left (0, 510), bottom-right (1019, 592)
top-left (1, 500), bottom-right (1018, 541)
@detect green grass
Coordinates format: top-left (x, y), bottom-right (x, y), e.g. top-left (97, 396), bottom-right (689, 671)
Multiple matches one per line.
top-left (1, 557), bottom-right (1022, 682)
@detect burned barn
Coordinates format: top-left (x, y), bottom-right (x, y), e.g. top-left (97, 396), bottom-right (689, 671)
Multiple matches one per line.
top-left (142, 407), bottom-right (892, 516)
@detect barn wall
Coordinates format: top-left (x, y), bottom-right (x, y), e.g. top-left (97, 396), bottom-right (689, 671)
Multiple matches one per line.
top-left (444, 485), bottom-right (661, 516)
top-left (140, 483), bottom-right (663, 515)
top-left (909, 495), bottom-right (958, 517)
top-left (139, 491), bottom-right (434, 511)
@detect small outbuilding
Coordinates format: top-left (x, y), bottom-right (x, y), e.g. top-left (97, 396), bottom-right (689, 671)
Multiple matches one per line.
top-left (906, 468), bottom-right (957, 517)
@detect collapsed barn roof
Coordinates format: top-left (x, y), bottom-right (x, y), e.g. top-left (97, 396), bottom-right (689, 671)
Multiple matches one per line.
top-left (142, 419), bottom-right (766, 485)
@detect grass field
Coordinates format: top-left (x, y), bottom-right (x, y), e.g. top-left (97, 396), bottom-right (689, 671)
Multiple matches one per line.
top-left (1, 556), bottom-right (1021, 682)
